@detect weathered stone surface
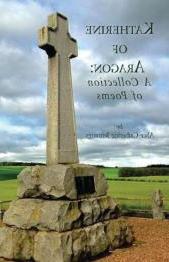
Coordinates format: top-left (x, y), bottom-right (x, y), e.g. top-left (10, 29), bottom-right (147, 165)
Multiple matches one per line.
top-left (104, 219), bottom-right (134, 250)
top-left (0, 226), bottom-right (35, 261)
top-left (72, 229), bottom-right (87, 261)
top-left (34, 231), bottom-right (72, 262)
top-left (17, 165), bottom-right (76, 200)
top-left (152, 189), bottom-right (165, 219)
top-left (0, 219), bottom-right (133, 262)
top-left (0, 259), bottom-right (15, 262)
top-left (34, 223), bottom-right (109, 262)
top-left (86, 223), bottom-right (109, 257)
top-left (17, 164), bottom-right (108, 200)
top-left (91, 198), bottom-right (101, 223)
top-left (99, 195), bottom-right (120, 220)
top-left (4, 197), bottom-right (119, 232)
top-left (80, 199), bottom-right (93, 226)
top-left (4, 199), bottom-right (81, 232)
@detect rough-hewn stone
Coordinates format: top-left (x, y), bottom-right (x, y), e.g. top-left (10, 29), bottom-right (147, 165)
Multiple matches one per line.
top-left (3, 199), bottom-right (81, 232)
top-left (72, 229), bottom-right (87, 261)
top-left (17, 164), bottom-right (108, 200)
top-left (0, 227), bottom-right (35, 261)
top-left (34, 231), bottom-right (72, 262)
top-left (86, 223), bottom-right (109, 257)
top-left (17, 165), bottom-right (76, 200)
top-left (0, 219), bottom-right (133, 262)
top-left (152, 189), bottom-right (165, 220)
top-left (104, 219), bottom-right (134, 250)
top-left (99, 195), bottom-right (120, 219)
top-left (80, 199), bottom-right (93, 226)
top-left (4, 196), bottom-right (119, 231)
top-left (91, 198), bottom-right (101, 223)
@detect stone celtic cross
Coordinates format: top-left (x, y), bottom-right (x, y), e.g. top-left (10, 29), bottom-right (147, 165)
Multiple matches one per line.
top-left (38, 13), bottom-right (79, 165)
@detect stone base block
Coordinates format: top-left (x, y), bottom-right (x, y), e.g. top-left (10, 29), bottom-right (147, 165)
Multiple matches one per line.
top-left (17, 164), bottom-right (108, 200)
top-left (0, 220), bottom-right (134, 262)
top-left (4, 196), bottom-right (119, 232)
top-left (0, 227), bottom-right (35, 261)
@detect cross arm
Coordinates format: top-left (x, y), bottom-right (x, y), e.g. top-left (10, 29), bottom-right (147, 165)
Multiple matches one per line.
top-left (48, 13), bottom-right (78, 59)
top-left (68, 35), bottom-right (78, 58)
top-left (38, 26), bottom-right (56, 57)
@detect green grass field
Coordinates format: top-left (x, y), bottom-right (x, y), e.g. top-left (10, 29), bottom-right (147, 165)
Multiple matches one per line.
top-left (0, 166), bottom-right (169, 211)
top-left (0, 166), bottom-right (25, 181)
top-left (0, 179), bottom-right (18, 201)
top-left (103, 168), bottom-right (169, 210)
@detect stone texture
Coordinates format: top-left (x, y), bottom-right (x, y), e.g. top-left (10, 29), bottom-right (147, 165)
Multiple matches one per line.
top-left (17, 165), bottom-right (76, 200)
top-left (104, 219), bottom-right (134, 250)
top-left (34, 231), bottom-right (72, 262)
top-left (17, 164), bottom-right (108, 200)
top-left (72, 229), bottom-right (87, 261)
top-left (80, 199), bottom-right (93, 226)
top-left (39, 13), bottom-right (78, 165)
top-left (4, 196), bottom-right (119, 232)
top-left (0, 226), bottom-right (35, 261)
top-left (4, 199), bottom-right (81, 232)
top-left (0, 220), bottom-right (133, 262)
top-left (86, 223), bottom-right (109, 257)
top-left (99, 195), bottom-right (120, 220)
top-left (152, 189), bottom-right (165, 219)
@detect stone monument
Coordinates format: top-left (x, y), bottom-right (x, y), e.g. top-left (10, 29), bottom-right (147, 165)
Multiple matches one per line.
top-left (0, 13), bottom-right (133, 262)
top-left (152, 189), bottom-right (165, 220)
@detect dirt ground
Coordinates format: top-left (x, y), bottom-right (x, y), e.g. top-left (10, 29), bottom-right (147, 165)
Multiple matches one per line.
top-left (96, 217), bottom-right (169, 262)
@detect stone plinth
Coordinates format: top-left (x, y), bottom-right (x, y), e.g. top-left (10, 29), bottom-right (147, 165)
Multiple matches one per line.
top-left (0, 164), bottom-right (134, 261)
top-left (17, 164), bottom-right (108, 200)
top-left (0, 220), bottom-right (133, 262)
top-left (4, 196), bottom-right (119, 232)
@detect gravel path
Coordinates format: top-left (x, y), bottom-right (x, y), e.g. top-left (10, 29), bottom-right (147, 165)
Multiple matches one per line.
top-left (96, 217), bottom-right (169, 262)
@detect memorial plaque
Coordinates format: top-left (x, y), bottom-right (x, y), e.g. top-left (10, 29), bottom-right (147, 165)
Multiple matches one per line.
top-left (75, 176), bottom-right (95, 195)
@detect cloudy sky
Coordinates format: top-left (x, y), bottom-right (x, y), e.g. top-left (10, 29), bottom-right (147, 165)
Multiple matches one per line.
top-left (0, 0), bottom-right (168, 166)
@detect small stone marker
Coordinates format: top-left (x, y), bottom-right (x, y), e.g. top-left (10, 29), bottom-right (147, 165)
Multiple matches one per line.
top-left (152, 189), bottom-right (165, 219)
top-left (0, 12), bottom-right (134, 262)
top-left (38, 13), bottom-right (78, 165)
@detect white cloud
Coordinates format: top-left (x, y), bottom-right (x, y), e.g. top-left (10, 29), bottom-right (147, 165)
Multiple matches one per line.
top-left (0, 0), bottom-right (50, 40)
top-left (0, 120), bottom-right (30, 135)
top-left (0, 41), bottom-right (47, 98)
top-left (0, 141), bottom-right (46, 162)
top-left (0, 96), bottom-right (45, 116)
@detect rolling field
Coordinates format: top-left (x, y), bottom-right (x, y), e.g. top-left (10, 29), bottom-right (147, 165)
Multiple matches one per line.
top-left (0, 166), bottom-right (169, 211)
top-left (103, 168), bottom-right (169, 210)
top-left (0, 179), bottom-right (18, 201)
top-left (0, 166), bottom-right (25, 181)
top-left (0, 166), bottom-right (24, 205)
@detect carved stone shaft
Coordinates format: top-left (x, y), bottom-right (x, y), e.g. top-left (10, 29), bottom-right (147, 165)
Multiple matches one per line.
top-left (38, 13), bottom-right (78, 165)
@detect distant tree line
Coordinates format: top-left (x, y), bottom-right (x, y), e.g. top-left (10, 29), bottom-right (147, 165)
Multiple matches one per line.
top-left (0, 162), bottom-right (45, 166)
top-left (146, 164), bottom-right (169, 168)
top-left (119, 167), bottom-right (169, 177)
